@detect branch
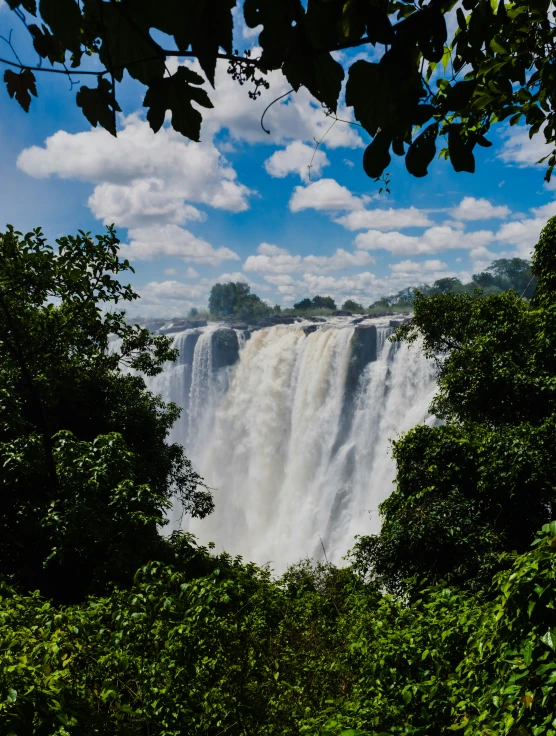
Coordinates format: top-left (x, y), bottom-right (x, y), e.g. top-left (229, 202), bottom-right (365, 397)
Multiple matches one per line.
top-left (0, 55), bottom-right (105, 76)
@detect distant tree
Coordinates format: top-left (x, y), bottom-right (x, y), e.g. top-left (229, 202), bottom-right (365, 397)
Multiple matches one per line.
top-left (187, 307), bottom-right (199, 318)
top-left (208, 282), bottom-right (270, 320)
top-left (272, 304), bottom-right (282, 314)
top-left (208, 282), bottom-right (250, 317)
top-left (342, 299), bottom-right (364, 312)
top-left (432, 277), bottom-right (463, 294)
top-left (489, 258), bottom-right (537, 297)
top-left (293, 298), bottom-right (313, 311)
top-left (312, 296), bottom-right (337, 310)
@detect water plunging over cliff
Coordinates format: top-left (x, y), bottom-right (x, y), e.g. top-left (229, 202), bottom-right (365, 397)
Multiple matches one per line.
top-left (140, 317), bottom-right (437, 569)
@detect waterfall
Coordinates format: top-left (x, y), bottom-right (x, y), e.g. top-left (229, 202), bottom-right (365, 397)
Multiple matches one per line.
top-left (139, 318), bottom-right (437, 569)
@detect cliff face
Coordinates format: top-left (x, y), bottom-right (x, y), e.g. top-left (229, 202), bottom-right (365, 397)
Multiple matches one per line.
top-left (211, 329), bottom-right (240, 371)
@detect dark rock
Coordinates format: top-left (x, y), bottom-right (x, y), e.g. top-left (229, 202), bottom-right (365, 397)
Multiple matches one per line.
top-left (332, 310), bottom-right (353, 317)
top-left (269, 315), bottom-right (296, 324)
top-left (230, 323), bottom-right (249, 330)
top-left (160, 318), bottom-right (207, 334)
top-left (351, 317), bottom-right (366, 324)
top-left (347, 325), bottom-right (378, 389)
top-left (305, 316), bottom-right (326, 323)
top-left (303, 324), bottom-right (319, 336)
top-left (211, 328), bottom-right (240, 370)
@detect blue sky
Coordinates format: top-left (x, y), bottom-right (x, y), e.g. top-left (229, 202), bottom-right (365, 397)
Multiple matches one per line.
top-left (1, 1), bottom-right (555, 316)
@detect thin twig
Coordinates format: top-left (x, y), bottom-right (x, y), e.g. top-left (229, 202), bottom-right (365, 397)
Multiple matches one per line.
top-left (260, 88), bottom-right (294, 134)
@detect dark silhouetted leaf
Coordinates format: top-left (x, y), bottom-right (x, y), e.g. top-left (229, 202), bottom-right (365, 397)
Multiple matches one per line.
top-left (144, 66), bottom-right (213, 141)
top-left (363, 131), bottom-right (392, 178)
top-left (444, 80), bottom-right (477, 110)
top-left (76, 78), bottom-right (121, 137)
top-left (29, 23), bottom-right (65, 64)
top-left (448, 125), bottom-right (475, 172)
top-left (39, 0), bottom-right (81, 53)
top-left (406, 123), bottom-right (438, 177)
top-left (346, 60), bottom-right (394, 136)
top-left (4, 68), bottom-right (38, 112)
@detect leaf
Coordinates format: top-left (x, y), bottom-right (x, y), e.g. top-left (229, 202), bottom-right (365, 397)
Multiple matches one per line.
top-left (39, 0), bottom-right (81, 54)
top-left (28, 23), bottom-right (65, 64)
top-left (443, 80), bottom-right (477, 111)
top-left (541, 629), bottom-right (556, 651)
top-left (143, 66), bottom-right (214, 141)
top-left (406, 123), bottom-right (438, 177)
top-left (76, 78), bottom-right (121, 137)
top-left (7, 688), bottom-right (17, 703)
top-left (3, 69), bottom-right (38, 112)
top-left (346, 60), bottom-right (394, 136)
top-left (363, 132), bottom-right (391, 178)
top-left (448, 124), bottom-right (475, 173)
top-left (178, 0), bottom-right (235, 86)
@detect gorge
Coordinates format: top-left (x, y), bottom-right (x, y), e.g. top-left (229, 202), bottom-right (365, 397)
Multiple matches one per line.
top-left (139, 317), bottom-right (438, 569)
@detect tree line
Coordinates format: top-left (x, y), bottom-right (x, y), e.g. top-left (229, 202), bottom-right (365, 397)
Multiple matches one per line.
top-left (205, 257), bottom-right (535, 322)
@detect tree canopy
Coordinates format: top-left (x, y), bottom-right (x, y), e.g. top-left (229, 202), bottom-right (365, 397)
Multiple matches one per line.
top-left (0, 225), bottom-right (212, 602)
top-left (3, 0), bottom-right (556, 181)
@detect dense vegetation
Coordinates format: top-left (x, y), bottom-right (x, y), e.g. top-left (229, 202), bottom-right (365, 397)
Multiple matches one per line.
top-left (5, 0), bottom-right (556, 183)
top-left (1, 221), bottom-right (556, 736)
top-left (368, 257), bottom-right (536, 313)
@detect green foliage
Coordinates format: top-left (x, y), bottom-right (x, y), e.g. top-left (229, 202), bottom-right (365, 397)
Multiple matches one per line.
top-left (354, 222), bottom-right (556, 593)
top-left (208, 281), bottom-right (271, 321)
top-left (293, 295), bottom-right (337, 312)
top-left (368, 257), bottom-right (535, 312)
top-left (341, 300), bottom-right (364, 312)
top-left (0, 225), bottom-right (212, 601)
top-left (6, 0), bottom-right (556, 180)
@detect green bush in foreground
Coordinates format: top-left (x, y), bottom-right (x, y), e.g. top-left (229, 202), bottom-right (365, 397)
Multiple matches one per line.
top-left (2, 525), bottom-right (556, 736)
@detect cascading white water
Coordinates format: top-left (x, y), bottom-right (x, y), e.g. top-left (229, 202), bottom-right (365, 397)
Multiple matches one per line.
top-left (137, 317), bottom-right (438, 570)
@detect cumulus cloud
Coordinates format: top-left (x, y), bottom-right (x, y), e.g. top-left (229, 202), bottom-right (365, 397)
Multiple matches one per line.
top-left (497, 126), bottom-right (553, 169)
top-left (355, 225), bottom-right (496, 256)
top-left (335, 206), bottom-right (433, 231)
top-left (289, 178), bottom-right (369, 213)
top-left (449, 196), bottom-right (511, 221)
top-left (180, 56), bottom-right (363, 150)
top-left (264, 141), bottom-right (329, 183)
top-left (120, 224), bottom-right (240, 266)
top-left (389, 259), bottom-right (449, 274)
top-left (17, 115), bottom-right (252, 229)
top-left (244, 242), bottom-right (373, 275)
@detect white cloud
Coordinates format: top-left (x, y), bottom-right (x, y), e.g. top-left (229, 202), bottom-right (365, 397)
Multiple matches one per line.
top-left (497, 126), bottom-right (553, 168)
top-left (120, 224), bottom-right (240, 266)
top-left (335, 206), bottom-right (433, 231)
top-left (530, 200), bottom-right (556, 219)
top-left (355, 225), bottom-right (495, 256)
top-left (257, 243), bottom-right (289, 256)
top-left (185, 267), bottom-right (200, 278)
top-left (264, 141), bottom-right (329, 183)
top-left (185, 56), bottom-right (363, 150)
top-left (17, 115), bottom-right (252, 228)
top-left (289, 178), bottom-right (368, 213)
top-left (244, 243), bottom-right (373, 275)
top-left (389, 259), bottom-right (448, 274)
top-left (449, 196), bottom-right (511, 221)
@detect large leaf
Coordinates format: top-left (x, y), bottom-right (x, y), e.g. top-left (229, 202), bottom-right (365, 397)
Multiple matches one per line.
top-left (4, 68), bottom-right (38, 112)
top-left (283, 31), bottom-right (344, 113)
top-left (363, 131), bottom-right (392, 179)
top-left (143, 66), bottom-right (213, 141)
top-left (94, 2), bottom-right (165, 85)
top-left (448, 124), bottom-right (475, 173)
top-left (76, 78), bottom-right (121, 137)
top-left (443, 80), bottom-right (477, 110)
top-left (405, 123), bottom-right (438, 177)
top-left (39, 0), bottom-right (81, 54)
top-left (346, 60), bottom-right (394, 136)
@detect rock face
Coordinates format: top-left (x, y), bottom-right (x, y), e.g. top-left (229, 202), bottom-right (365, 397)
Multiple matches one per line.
top-left (332, 310), bottom-right (353, 317)
top-left (211, 328), bottom-right (240, 371)
top-left (303, 324), bottom-right (319, 336)
top-left (346, 325), bottom-right (378, 390)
